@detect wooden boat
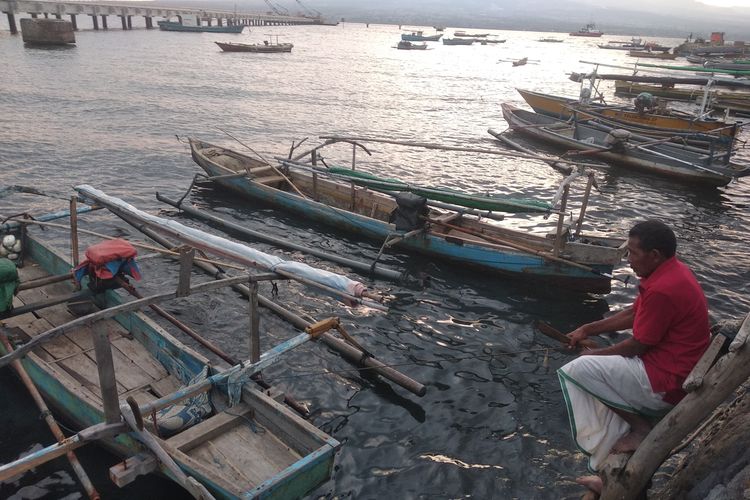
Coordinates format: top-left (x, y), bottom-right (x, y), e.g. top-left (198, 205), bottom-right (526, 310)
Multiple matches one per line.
top-left (396, 40), bottom-right (428, 50)
top-left (499, 103), bottom-right (750, 187)
top-left (215, 40), bottom-right (293, 53)
top-left (613, 80), bottom-right (706, 101)
top-left (516, 88), bottom-right (738, 143)
top-left (569, 23), bottom-right (603, 37)
top-left (628, 50), bottom-right (678, 60)
top-left (0, 226), bottom-right (339, 498)
top-left (479, 39), bottom-right (506, 44)
top-left (597, 37), bottom-right (643, 50)
top-left (186, 138), bottom-right (628, 293)
top-left (401, 31), bottom-right (442, 42)
top-left (538, 38), bottom-right (563, 43)
top-left (453, 31), bottom-right (489, 38)
top-left (513, 57), bottom-right (528, 67)
top-left (158, 21), bottom-right (244, 33)
top-left (442, 38), bottom-right (474, 46)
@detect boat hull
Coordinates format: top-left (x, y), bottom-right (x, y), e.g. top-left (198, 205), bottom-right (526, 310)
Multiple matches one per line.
top-left (401, 33), bottom-right (442, 41)
top-left (2, 235), bottom-right (338, 499)
top-left (501, 104), bottom-right (740, 186)
top-left (189, 139), bottom-right (625, 292)
top-left (215, 41), bottom-right (293, 52)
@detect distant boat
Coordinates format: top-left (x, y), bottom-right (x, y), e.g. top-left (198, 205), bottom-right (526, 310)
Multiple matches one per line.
top-left (569, 23), bottom-right (603, 37)
top-left (215, 40), bottom-right (293, 53)
top-left (396, 40), bottom-right (428, 50)
top-left (538, 37), bottom-right (563, 43)
top-left (598, 37), bottom-right (644, 50)
top-left (401, 31), bottom-right (442, 42)
top-left (513, 57), bottom-right (528, 66)
top-left (433, 26), bottom-right (445, 31)
top-left (158, 20), bottom-right (244, 33)
top-left (479, 38), bottom-right (506, 44)
top-left (628, 50), bottom-right (677, 60)
top-left (453, 31), bottom-right (489, 38)
top-left (442, 38), bottom-right (474, 45)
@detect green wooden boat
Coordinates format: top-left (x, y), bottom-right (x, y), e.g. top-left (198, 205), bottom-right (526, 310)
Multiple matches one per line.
top-left (0, 226), bottom-right (339, 498)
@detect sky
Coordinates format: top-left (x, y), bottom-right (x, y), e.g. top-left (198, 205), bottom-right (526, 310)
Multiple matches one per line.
top-left (698, 0), bottom-right (750, 4)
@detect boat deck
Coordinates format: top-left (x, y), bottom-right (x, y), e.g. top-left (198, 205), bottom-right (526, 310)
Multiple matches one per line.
top-left (5, 261), bottom-right (177, 408)
top-left (4, 254), bottom-right (313, 496)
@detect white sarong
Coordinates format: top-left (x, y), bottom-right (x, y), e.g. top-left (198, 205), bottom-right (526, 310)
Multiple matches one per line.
top-left (557, 355), bottom-right (673, 471)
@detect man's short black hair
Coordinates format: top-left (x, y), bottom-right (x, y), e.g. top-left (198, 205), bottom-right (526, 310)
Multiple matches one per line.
top-left (629, 220), bottom-right (676, 258)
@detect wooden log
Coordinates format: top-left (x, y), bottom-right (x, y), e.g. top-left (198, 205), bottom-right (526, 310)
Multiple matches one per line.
top-left (109, 453), bottom-right (158, 487)
top-left (683, 334), bottom-right (726, 392)
top-left (600, 313), bottom-right (750, 499)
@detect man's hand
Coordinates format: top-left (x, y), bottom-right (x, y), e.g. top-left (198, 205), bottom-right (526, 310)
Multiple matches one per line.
top-left (567, 326), bottom-right (599, 350)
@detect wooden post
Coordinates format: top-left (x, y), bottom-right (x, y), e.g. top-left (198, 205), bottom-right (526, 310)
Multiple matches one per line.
top-left (92, 321), bottom-right (120, 425)
top-left (350, 146), bottom-right (357, 210)
top-left (574, 173), bottom-right (594, 238)
top-left (176, 247), bottom-right (195, 297)
top-left (6, 12), bottom-right (18, 34)
top-left (553, 185), bottom-right (569, 256)
top-left (70, 196), bottom-right (79, 268)
top-left (311, 152), bottom-right (319, 201)
top-left (249, 278), bottom-right (260, 363)
top-left (70, 14), bottom-right (77, 30)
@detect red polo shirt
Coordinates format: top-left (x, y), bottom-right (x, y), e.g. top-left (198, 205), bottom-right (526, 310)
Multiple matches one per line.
top-left (632, 256), bottom-right (709, 405)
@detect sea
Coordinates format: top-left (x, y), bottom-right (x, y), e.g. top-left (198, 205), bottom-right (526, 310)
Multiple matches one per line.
top-left (1, 20), bottom-right (749, 500)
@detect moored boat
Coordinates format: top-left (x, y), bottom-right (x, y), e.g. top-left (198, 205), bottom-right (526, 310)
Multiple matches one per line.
top-left (453, 31), bottom-right (489, 38)
top-left (498, 103), bottom-right (749, 187)
top-left (158, 20), bottom-right (244, 33)
top-left (442, 38), bottom-right (474, 45)
top-left (215, 39), bottom-right (293, 53)
top-left (569, 23), bottom-right (603, 37)
top-left (187, 137), bottom-right (628, 293)
top-left (0, 210), bottom-right (340, 498)
top-left (516, 88), bottom-right (738, 143)
top-left (396, 40), bottom-right (428, 50)
top-left (628, 50), bottom-right (678, 60)
top-left (401, 31), bottom-right (442, 42)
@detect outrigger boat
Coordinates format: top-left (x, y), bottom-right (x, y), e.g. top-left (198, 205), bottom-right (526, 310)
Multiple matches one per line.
top-left (498, 103), bottom-right (750, 187)
top-left (186, 137), bottom-right (628, 293)
top-left (401, 31), bottom-right (442, 42)
top-left (515, 88), bottom-right (738, 145)
top-left (0, 189), bottom-right (424, 498)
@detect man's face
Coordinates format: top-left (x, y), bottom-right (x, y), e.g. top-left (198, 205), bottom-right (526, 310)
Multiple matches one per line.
top-left (627, 236), bottom-right (664, 278)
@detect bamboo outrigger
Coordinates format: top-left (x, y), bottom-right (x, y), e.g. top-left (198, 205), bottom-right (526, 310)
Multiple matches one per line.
top-left (0, 189), bottom-right (425, 498)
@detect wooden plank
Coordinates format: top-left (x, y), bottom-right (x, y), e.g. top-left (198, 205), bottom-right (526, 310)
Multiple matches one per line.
top-left (189, 441), bottom-right (254, 489)
top-left (111, 337), bottom-right (168, 380)
top-left (167, 404), bottom-right (253, 451)
top-left (683, 334), bottom-right (726, 392)
top-left (207, 425), bottom-right (299, 486)
top-left (157, 437), bottom-right (245, 496)
top-left (150, 375), bottom-right (181, 398)
top-left (109, 453), bottom-right (158, 487)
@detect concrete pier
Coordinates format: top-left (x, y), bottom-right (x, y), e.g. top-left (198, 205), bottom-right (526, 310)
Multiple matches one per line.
top-left (0, 0), bottom-right (324, 32)
top-left (20, 18), bottom-right (75, 44)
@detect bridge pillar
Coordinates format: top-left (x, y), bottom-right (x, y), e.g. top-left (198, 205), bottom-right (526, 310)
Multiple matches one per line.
top-left (70, 14), bottom-right (77, 30)
top-left (30, 13), bottom-right (37, 18)
top-left (54, 13), bottom-right (61, 19)
top-left (90, 14), bottom-right (98, 29)
top-left (119, 15), bottom-right (126, 29)
top-left (145, 17), bottom-right (153, 29)
top-left (43, 12), bottom-right (48, 18)
top-left (127, 15), bottom-right (132, 29)
top-left (4, 12), bottom-right (18, 34)
top-left (217, 18), bottom-right (222, 27)
top-left (101, 15), bottom-right (107, 29)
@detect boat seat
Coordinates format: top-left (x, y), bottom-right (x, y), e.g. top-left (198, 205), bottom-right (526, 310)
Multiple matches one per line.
top-left (248, 165), bottom-right (275, 177)
top-left (253, 175), bottom-right (286, 187)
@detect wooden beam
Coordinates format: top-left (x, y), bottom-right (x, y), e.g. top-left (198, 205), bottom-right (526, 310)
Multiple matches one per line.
top-left (683, 334), bottom-right (727, 392)
top-left (109, 453), bottom-right (158, 487)
top-left (92, 320), bottom-right (120, 424)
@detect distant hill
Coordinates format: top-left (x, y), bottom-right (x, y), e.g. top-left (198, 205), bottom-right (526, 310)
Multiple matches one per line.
top-left (133, 0), bottom-right (750, 39)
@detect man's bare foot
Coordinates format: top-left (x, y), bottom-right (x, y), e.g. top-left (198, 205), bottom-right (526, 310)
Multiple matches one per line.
top-left (576, 475), bottom-right (603, 494)
top-left (611, 429), bottom-right (649, 453)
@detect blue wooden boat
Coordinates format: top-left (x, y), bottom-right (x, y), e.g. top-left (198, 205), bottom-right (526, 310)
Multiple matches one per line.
top-left (158, 20), bottom-right (244, 33)
top-left (188, 138), bottom-right (627, 293)
top-left (0, 228), bottom-right (339, 498)
top-left (401, 31), bottom-right (442, 42)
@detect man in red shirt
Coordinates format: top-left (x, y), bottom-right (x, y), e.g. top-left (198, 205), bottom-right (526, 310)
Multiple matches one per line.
top-left (557, 220), bottom-right (709, 495)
